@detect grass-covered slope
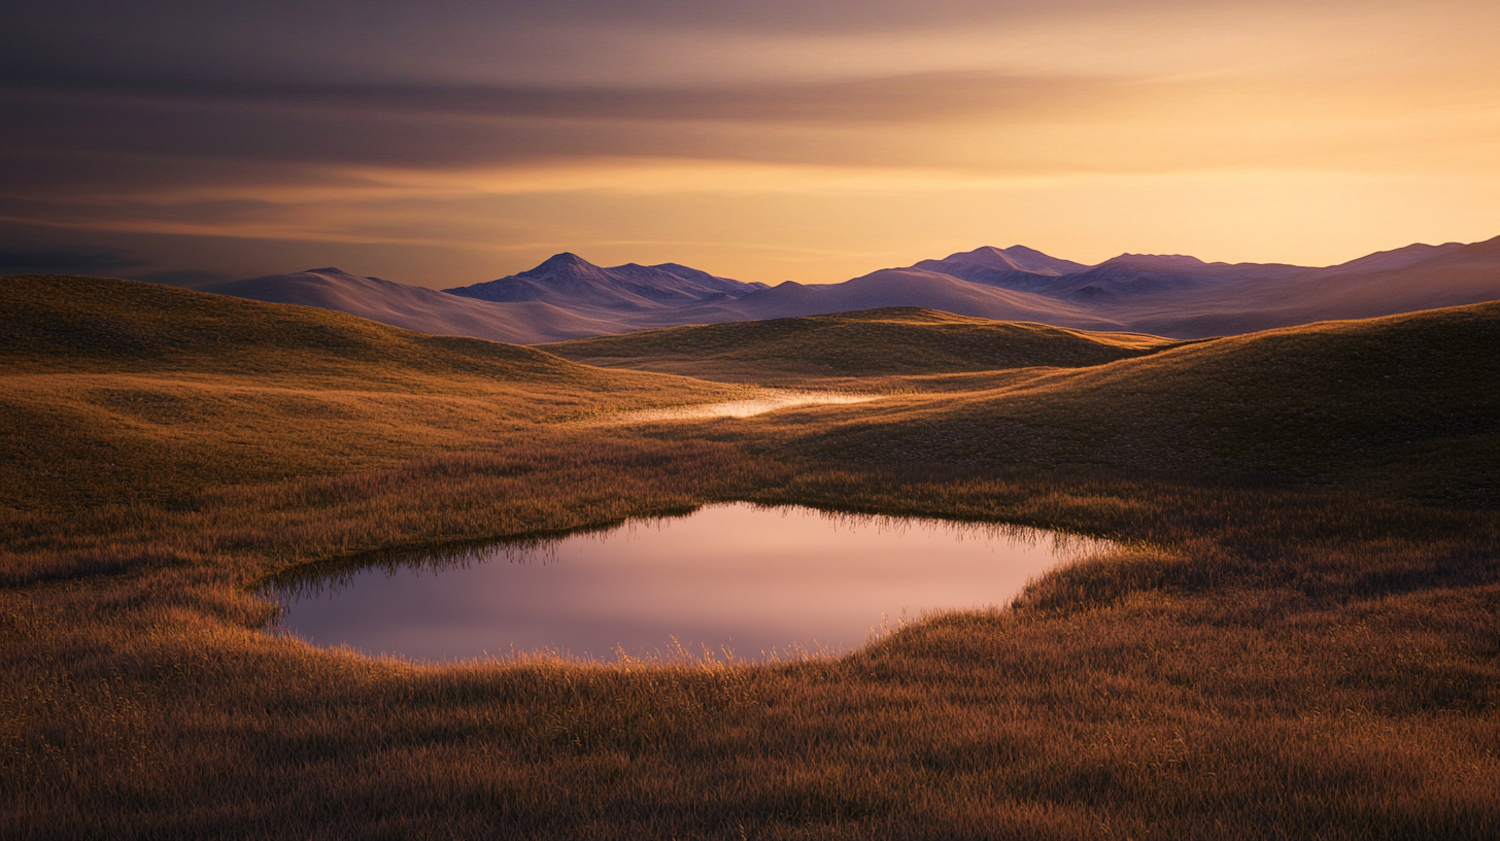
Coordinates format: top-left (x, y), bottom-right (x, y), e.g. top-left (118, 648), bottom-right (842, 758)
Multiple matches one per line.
top-left (543, 307), bottom-right (1183, 381)
top-left (1, 274), bottom-right (607, 384)
top-left (747, 302), bottom-right (1500, 504)
top-left (0, 275), bottom-right (742, 510)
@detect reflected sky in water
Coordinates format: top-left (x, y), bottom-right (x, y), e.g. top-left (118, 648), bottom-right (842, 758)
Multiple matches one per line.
top-left (265, 503), bottom-right (1111, 663)
top-left (613, 390), bottom-right (875, 422)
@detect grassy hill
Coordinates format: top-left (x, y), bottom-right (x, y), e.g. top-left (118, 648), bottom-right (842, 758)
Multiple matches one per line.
top-left (543, 307), bottom-right (1185, 381)
top-left (0, 275), bottom-right (743, 510)
top-left (2, 274), bottom-right (610, 384)
top-left (727, 302), bottom-right (1500, 505)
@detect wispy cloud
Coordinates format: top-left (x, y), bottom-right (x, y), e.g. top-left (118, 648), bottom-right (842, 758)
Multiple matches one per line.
top-left (1, 0), bottom-right (1497, 285)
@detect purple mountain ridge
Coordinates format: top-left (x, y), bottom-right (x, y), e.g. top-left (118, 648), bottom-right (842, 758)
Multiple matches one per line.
top-left (916, 245), bottom-right (1090, 276)
top-left (196, 267), bottom-right (622, 344)
top-left (444, 252), bottom-right (767, 311)
top-left (196, 236), bottom-right (1500, 344)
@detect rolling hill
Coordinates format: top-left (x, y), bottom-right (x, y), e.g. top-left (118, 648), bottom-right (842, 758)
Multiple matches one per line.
top-left (742, 300), bottom-right (1500, 503)
top-left (3, 273), bottom-right (607, 381)
top-left (0, 274), bottom-right (740, 509)
top-left (544, 307), bottom-right (1185, 380)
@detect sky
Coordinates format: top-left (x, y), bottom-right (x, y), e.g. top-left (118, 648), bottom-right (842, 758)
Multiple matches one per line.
top-left (2, 0), bottom-right (1498, 288)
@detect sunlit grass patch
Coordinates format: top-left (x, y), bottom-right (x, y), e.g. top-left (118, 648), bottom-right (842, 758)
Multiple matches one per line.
top-left (542, 306), bottom-right (1187, 383)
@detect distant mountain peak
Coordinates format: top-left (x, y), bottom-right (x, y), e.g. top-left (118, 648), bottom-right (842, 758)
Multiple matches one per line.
top-left (966, 246), bottom-right (1011, 258)
top-left (912, 242), bottom-right (1092, 281)
top-left (1100, 254), bottom-right (1211, 270)
top-left (1001, 244), bottom-right (1053, 257)
top-left (295, 266), bottom-right (385, 280)
top-left (283, 267), bottom-right (404, 285)
top-left (529, 252), bottom-right (598, 273)
top-left (930, 244), bottom-right (1086, 274)
top-left (444, 253), bottom-right (763, 309)
top-left (539, 251), bottom-right (588, 265)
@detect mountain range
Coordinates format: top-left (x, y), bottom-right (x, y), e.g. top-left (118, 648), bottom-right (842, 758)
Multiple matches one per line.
top-left (195, 237), bottom-right (1500, 344)
top-left (444, 252), bottom-right (767, 310)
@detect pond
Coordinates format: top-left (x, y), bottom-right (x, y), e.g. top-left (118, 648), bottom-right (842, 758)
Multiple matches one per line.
top-left (264, 503), bottom-right (1112, 663)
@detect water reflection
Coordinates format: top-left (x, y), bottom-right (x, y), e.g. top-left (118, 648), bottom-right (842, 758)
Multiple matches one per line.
top-left (612, 390), bottom-right (874, 422)
top-left (264, 503), bottom-right (1111, 663)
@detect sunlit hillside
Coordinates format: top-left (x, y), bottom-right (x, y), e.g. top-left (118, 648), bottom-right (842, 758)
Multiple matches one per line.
top-left (3, 274), bottom-right (613, 383)
top-left (544, 307), bottom-right (1186, 381)
top-left (0, 275), bottom-right (744, 510)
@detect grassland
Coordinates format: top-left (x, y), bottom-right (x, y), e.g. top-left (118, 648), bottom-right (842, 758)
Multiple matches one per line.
top-left (543, 307), bottom-right (1188, 382)
top-left (2, 275), bottom-right (1497, 839)
top-left (0, 275), bottom-right (755, 512)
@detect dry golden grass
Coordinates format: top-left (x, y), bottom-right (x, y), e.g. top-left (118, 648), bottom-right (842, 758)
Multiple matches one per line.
top-left (709, 301), bottom-right (1500, 505)
top-left (542, 307), bottom-right (1187, 383)
top-left (2, 276), bottom-right (1497, 839)
top-left (0, 275), bottom-right (759, 512)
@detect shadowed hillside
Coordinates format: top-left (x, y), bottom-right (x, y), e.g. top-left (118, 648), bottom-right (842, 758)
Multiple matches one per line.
top-left (544, 307), bottom-right (1185, 381)
top-left (735, 302), bottom-right (1500, 505)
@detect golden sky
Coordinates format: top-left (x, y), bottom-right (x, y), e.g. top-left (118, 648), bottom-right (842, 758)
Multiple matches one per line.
top-left (1, 0), bottom-right (1497, 286)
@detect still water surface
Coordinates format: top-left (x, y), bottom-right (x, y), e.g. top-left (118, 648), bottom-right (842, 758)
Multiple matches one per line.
top-left (265, 503), bottom-right (1112, 662)
top-left (613, 390), bottom-right (874, 422)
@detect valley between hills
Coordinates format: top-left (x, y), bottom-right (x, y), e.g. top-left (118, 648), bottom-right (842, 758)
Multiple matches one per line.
top-left (2, 243), bottom-right (1498, 838)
